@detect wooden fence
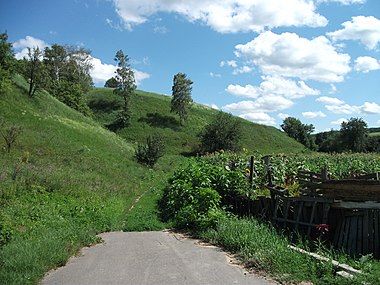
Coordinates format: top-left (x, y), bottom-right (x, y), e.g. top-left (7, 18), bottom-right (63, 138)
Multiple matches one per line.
top-left (240, 158), bottom-right (380, 258)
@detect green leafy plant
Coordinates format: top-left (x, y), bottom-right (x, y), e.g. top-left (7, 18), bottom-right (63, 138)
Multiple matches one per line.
top-left (135, 134), bottom-right (165, 167)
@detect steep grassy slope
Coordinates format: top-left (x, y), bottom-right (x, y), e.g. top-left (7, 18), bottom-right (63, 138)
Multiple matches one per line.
top-left (0, 76), bottom-right (172, 284)
top-left (87, 88), bottom-right (306, 154)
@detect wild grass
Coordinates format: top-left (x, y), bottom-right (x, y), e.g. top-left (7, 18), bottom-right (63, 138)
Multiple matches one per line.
top-left (201, 217), bottom-right (379, 285)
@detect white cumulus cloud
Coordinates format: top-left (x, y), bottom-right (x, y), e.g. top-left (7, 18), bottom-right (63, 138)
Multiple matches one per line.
top-left (226, 76), bottom-right (319, 99)
top-left (90, 57), bottom-right (150, 86)
top-left (232, 66), bottom-right (253, 75)
top-left (354, 56), bottom-right (380, 73)
top-left (327, 16), bottom-right (380, 50)
top-left (316, 96), bottom-right (345, 105)
top-left (302, 111), bottom-right (326, 118)
top-left (331, 118), bottom-right (348, 125)
top-left (325, 104), bottom-right (360, 114)
top-left (112, 0), bottom-right (327, 33)
top-left (13, 36), bottom-right (49, 59)
top-left (278, 113), bottom-right (290, 119)
top-left (225, 84), bottom-right (260, 98)
top-left (223, 95), bottom-right (294, 114)
top-left (317, 0), bottom-right (366, 5)
top-left (361, 102), bottom-right (380, 114)
top-left (235, 31), bottom-right (351, 82)
top-left (220, 60), bottom-right (237, 68)
top-left (239, 112), bottom-right (276, 126)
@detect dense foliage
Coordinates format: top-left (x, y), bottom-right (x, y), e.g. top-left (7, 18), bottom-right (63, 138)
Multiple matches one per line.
top-left (281, 117), bottom-right (316, 150)
top-left (0, 32), bottom-right (16, 92)
top-left (135, 134), bottom-right (166, 167)
top-left (199, 111), bottom-right (242, 153)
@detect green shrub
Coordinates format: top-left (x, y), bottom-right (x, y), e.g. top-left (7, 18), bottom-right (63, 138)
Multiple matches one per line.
top-left (199, 111), bottom-right (242, 153)
top-left (135, 134), bottom-right (165, 167)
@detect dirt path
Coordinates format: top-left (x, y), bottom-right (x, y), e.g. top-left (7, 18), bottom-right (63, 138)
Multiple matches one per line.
top-left (42, 231), bottom-right (276, 285)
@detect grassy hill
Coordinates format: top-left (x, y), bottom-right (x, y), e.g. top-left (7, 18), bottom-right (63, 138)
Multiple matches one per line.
top-left (87, 88), bottom-right (306, 155)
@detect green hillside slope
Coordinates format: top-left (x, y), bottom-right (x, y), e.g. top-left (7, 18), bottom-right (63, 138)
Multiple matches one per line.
top-left (0, 76), bottom-right (165, 284)
top-left (87, 88), bottom-right (306, 154)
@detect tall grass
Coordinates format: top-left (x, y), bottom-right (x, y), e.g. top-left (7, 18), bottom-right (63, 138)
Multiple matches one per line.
top-left (201, 217), bottom-right (372, 285)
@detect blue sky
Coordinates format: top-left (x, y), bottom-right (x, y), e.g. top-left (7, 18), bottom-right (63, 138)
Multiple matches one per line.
top-left (1, 0), bottom-right (379, 131)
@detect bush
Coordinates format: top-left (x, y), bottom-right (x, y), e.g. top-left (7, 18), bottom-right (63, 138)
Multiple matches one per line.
top-left (199, 111), bottom-right (242, 153)
top-left (135, 134), bottom-right (165, 167)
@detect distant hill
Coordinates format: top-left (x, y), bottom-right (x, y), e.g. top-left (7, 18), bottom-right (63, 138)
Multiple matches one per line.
top-left (86, 88), bottom-right (306, 154)
top-left (369, 127), bottom-right (380, 137)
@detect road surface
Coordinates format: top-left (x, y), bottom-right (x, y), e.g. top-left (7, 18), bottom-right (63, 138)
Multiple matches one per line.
top-left (43, 231), bottom-right (276, 285)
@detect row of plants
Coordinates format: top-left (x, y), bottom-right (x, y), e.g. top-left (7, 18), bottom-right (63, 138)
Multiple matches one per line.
top-left (161, 151), bottom-right (380, 229)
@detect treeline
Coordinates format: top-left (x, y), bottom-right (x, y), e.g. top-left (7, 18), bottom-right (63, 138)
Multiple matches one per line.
top-left (1, 32), bottom-right (93, 115)
top-left (281, 116), bottom-right (380, 153)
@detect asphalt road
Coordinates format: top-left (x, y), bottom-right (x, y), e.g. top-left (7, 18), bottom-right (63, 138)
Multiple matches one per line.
top-left (42, 231), bottom-right (275, 285)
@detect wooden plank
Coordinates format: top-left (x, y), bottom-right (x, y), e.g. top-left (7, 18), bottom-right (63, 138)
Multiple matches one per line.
top-left (347, 216), bottom-right (357, 256)
top-left (374, 210), bottom-right (379, 258)
top-left (355, 172), bottom-right (379, 180)
top-left (357, 213), bottom-right (363, 256)
top-left (295, 201), bottom-right (304, 231)
top-left (368, 210), bottom-right (374, 254)
top-left (343, 216), bottom-right (350, 248)
top-left (273, 218), bottom-right (318, 228)
top-left (307, 201), bottom-right (317, 236)
top-left (322, 203), bottom-right (331, 224)
top-left (334, 216), bottom-right (343, 247)
top-left (283, 200), bottom-right (291, 228)
top-left (363, 210), bottom-right (369, 254)
top-left (338, 218), bottom-right (346, 249)
top-left (332, 201), bottom-right (380, 210)
top-left (288, 245), bottom-right (362, 275)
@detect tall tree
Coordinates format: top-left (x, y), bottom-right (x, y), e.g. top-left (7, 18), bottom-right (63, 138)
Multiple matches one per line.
top-left (340, 117), bottom-right (368, 152)
top-left (113, 50), bottom-right (136, 127)
top-left (281, 117), bottom-right (316, 150)
top-left (171, 72), bottom-right (193, 126)
top-left (22, 47), bottom-right (47, 97)
top-left (0, 32), bottom-right (15, 91)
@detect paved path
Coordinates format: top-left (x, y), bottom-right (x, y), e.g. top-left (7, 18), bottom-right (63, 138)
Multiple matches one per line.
top-left (43, 231), bottom-right (275, 285)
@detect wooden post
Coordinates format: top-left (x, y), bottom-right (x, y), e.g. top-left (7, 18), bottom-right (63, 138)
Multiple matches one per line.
top-left (249, 156), bottom-right (254, 183)
top-left (263, 155), bottom-right (273, 186)
top-left (321, 167), bottom-right (329, 181)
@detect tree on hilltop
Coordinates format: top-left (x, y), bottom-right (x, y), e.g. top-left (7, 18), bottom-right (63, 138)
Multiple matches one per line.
top-left (113, 50), bottom-right (136, 127)
top-left (171, 72), bottom-right (193, 126)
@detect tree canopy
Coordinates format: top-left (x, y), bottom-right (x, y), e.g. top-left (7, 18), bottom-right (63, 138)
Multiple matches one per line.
top-left (199, 111), bottom-right (242, 153)
top-left (340, 117), bottom-right (368, 152)
top-left (281, 117), bottom-right (316, 150)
